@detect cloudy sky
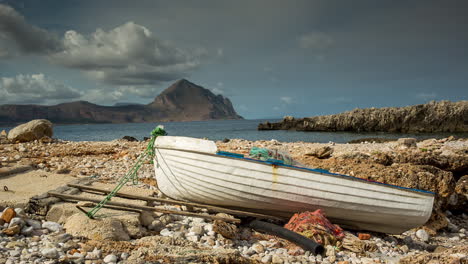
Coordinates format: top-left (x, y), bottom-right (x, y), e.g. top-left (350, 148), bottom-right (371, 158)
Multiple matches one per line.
top-left (0, 0), bottom-right (467, 118)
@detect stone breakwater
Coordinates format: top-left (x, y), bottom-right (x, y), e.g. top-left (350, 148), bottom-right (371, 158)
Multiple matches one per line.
top-left (0, 136), bottom-right (467, 263)
top-left (258, 100), bottom-right (468, 133)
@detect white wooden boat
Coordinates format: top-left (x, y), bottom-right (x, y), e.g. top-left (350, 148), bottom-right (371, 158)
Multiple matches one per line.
top-left (153, 136), bottom-right (434, 234)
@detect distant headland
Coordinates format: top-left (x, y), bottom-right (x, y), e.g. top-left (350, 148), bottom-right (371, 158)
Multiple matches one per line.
top-left (258, 100), bottom-right (468, 133)
top-left (0, 79), bottom-right (242, 125)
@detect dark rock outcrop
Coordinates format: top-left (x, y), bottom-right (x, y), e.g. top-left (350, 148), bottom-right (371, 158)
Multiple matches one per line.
top-left (258, 101), bottom-right (468, 133)
top-left (0, 79), bottom-right (242, 125)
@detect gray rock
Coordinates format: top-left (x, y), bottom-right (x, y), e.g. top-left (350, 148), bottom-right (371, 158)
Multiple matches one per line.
top-left (9, 217), bottom-right (25, 228)
top-left (14, 208), bottom-right (25, 217)
top-left (149, 220), bottom-right (163, 231)
top-left (138, 211), bottom-right (155, 227)
top-left (159, 228), bottom-right (173, 237)
top-left (40, 248), bottom-right (58, 259)
top-left (120, 252), bottom-right (129, 260)
top-left (252, 243), bottom-right (265, 254)
top-left (25, 219), bottom-right (42, 230)
top-left (305, 146), bottom-right (334, 159)
top-left (20, 226), bottom-right (34, 236)
top-left (189, 225), bottom-right (204, 236)
top-left (397, 138), bottom-right (417, 148)
top-left (261, 255), bottom-right (272, 263)
top-left (53, 233), bottom-right (72, 243)
top-left (272, 255), bottom-right (284, 264)
top-left (103, 254), bottom-right (118, 263)
top-left (42, 221), bottom-right (62, 232)
top-left (416, 229), bottom-right (430, 242)
top-left (9, 250), bottom-right (21, 257)
top-left (160, 215), bottom-right (174, 225)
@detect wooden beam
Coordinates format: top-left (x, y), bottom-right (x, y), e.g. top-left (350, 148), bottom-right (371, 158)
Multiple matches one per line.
top-left (48, 192), bottom-right (241, 224)
top-left (68, 183), bottom-right (285, 221)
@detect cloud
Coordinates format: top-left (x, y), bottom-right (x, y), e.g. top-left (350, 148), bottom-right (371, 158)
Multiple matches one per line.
top-left (1, 4), bottom-right (207, 89)
top-left (416, 92), bottom-right (437, 100)
top-left (0, 4), bottom-right (62, 57)
top-left (0, 73), bottom-right (82, 104)
top-left (280, 96), bottom-right (292, 104)
top-left (50, 22), bottom-right (201, 86)
top-left (299, 32), bottom-right (334, 50)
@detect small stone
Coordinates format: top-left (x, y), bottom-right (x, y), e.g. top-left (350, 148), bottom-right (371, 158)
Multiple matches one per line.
top-left (41, 248), bottom-right (59, 259)
top-left (433, 246), bottom-right (448, 253)
top-left (325, 245), bottom-right (335, 257)
top-left (272, 255), bottom-right (284, 264)
top-left (9, 217), bottom-right (25, 228)
top-left (159, 228), bottom-right (173, 237)
top-left (42, 221), bottom-right (62, 232)
top-left (63, 241), bottom-right (79, 251)
top-left (53, 233), bottom-right (72, 243)
top-left (397, 138), bottom-right (417, 148)
top-left (121, 252), bottom-right (129, 260)
top-left (25, 219), bottom-right (41, 229)
top-left (400, 245), bottom-right (409, 253)
top-left (159, 214), bottom-right (174, 225)
top-left (189, 225), bottom-right (204, 236)
top-left (261, 255), bottom-right (272, 263)
top-left (14, 208), bottom-right (26, 216)
top-left (149, 220), bottom-right (163, 231)
top-left (1, 208), bottom-right (16, 223)
top-left (21, 226), bottom-right (34, 236)
top-left (10, 250), bottom-right (21, 257)
top-left (416, 229), bottom-right (429, 242)
top-left (139, 211), bottom-right (155, 227)
top-left (203, 223), bottom-right (214, 232)
top-left (2, 225), bottom-right (20, 236)
top-left (252, 243), bottom-right (265, 254)
top-left (103, 254), bottom-right (118, 263)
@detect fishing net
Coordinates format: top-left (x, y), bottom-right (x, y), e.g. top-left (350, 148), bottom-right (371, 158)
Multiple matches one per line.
top-left (249, 147), bottom-right (296, 165)
top-left (284, 209), bottom-right (345, 246)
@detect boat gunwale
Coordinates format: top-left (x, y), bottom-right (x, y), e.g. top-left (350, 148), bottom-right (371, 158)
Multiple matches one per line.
top-left (154, 146), bottom-right (436, 196)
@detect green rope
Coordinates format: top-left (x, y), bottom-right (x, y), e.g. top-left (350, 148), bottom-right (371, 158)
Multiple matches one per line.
top-left (85, 125), bottom-right (167, 218)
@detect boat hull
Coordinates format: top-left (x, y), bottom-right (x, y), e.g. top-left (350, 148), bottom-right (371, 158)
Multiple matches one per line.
top-left (154, 137), bottom-right (434, 234)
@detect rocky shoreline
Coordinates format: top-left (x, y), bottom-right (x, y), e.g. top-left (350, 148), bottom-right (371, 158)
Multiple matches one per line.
top-left (0, 127), bottom-right (467, 263)
top-left (258, 100), bottom-right (468, 133)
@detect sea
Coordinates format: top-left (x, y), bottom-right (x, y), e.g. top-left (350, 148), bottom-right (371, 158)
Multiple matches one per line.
top-left (1, 119), bottom-right (466, 143)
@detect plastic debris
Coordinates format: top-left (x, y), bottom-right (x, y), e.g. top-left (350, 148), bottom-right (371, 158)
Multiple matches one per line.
top-left (358, 233), bottom-right (371, 240)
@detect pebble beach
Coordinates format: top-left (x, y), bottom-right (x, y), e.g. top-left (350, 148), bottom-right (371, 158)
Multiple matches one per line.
top-left (0, 132), bottom-right (467, 263)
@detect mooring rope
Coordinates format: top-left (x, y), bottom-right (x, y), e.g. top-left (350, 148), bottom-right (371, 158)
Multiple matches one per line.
top-left (85, 125), bottom-right (167, 218)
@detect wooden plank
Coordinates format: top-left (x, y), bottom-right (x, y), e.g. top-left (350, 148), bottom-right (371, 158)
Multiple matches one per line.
top-left (68, 183), bottom-right (285, 221)
top-left (48, 192), bottom-right (241, 224)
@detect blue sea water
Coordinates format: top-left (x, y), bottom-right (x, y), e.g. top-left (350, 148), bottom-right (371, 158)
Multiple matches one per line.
top-left (1, 119), bottom-right (466, 143)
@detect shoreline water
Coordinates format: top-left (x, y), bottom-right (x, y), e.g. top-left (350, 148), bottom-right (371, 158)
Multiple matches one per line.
top-left (2, 119), bottom-right (467, 143)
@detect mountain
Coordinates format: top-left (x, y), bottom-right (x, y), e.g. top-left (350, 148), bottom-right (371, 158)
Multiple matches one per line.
top-left (258, 100), bottom-right (468, 133)
top-left (0, 79), bottom-right (242, 125)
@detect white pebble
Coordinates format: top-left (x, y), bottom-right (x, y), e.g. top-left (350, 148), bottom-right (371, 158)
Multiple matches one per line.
top-left (416, 229), bottom-right (429, 242)
top-left (42, 221), bottom-right (62, 232)
top-left (103, 254), bottom-right (118, 263)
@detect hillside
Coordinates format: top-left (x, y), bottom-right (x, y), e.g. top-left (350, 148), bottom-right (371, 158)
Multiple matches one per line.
top-left (0, 79), bottom-right (242, 125)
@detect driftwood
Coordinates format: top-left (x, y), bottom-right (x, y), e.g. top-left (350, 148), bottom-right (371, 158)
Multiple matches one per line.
top-left (68, 183), bottom-right (284, 221)
top-left (48, 192), bottom-right (241, 223)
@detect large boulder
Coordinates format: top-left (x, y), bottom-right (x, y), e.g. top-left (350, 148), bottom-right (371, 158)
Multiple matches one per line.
top-left (7, 119), bottom-right (53, 142)
top-left (64, 213), bottom-right (131, 241)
